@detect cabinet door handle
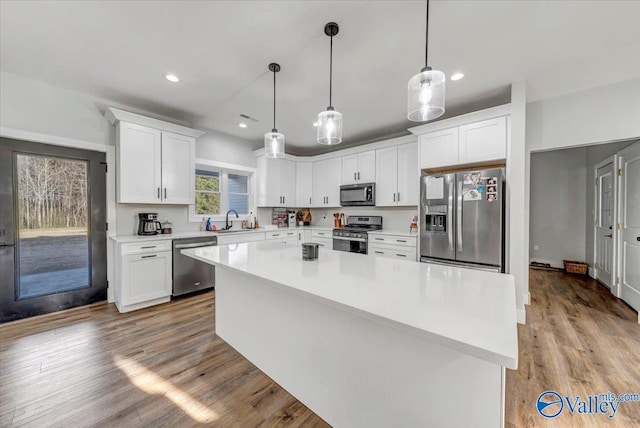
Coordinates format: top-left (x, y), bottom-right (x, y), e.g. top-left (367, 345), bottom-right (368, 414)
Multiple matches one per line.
top-left (283, 196), bottom-right (285, 204)
top-left (397, 192), bottom-right (400, 201)
top-left (393, 193), bottom-right (396, 202)
top-left (357, 172), bottom-right (360, 180)
top-left (164, 188), bottom-right (167, 199)
top-left (396, 253), bottom-right (407, 257)
top-left (141, 254), bottom-right (157, 259)
top-left (141, 245), bottom-right (157, 249)
top-left (157, 187), bottom-right (160, 199)
top-left (309, 197), bottom-right (311, 204)
top-left (354, 172), bottom-right (357, 181)
top-left (318, 232), bottom-right (325, 236)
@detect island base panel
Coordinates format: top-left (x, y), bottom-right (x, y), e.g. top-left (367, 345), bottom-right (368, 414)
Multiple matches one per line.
top-left (215, 267), bottom-right (505, 428)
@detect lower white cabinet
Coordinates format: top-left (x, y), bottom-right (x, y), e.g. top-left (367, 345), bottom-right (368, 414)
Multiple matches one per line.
top-left (114, 240), bottom-right (172, 313)
top-left (266, 230), bottom-right (299, 245)
top-left (311, 230), bottom-right (333, 248)
top-left (368, 233), bottom-right (417, 261)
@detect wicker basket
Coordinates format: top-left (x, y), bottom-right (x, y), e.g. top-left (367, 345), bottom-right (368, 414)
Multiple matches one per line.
top-left (563, 260), bottom-right (588, 275)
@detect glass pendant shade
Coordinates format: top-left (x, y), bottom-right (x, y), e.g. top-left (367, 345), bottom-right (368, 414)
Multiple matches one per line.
top-left (264, 131), bottom-right (284, 158)
top-left (316, 109), bottom-right (343, 145)
top-left (407, 68), bottom-right (445, 122)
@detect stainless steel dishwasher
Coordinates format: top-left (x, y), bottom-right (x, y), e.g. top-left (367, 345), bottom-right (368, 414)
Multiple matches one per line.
top-left (172, 236), bottom-right (217, 296)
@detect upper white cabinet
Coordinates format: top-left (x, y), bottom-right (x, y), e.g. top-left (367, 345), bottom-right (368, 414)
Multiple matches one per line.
top-left (312, 157), bottom-right (342, 207)
top-left (296, 162), bottom-right (313, 207)
top-left (342, 150), bottom-right (376, 185)
top-left (376, 142), bottom-right (418, 206)
top-left (419, 116), bottom-right (507, 169)
top-left (257, 157), bottom-right (296, 207)
top-left (106, 107), bottom-right (203, 205)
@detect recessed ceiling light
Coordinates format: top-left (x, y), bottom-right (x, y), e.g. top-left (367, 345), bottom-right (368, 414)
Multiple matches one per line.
top-left (451, 73), bottom-right (464, 81)
top-left (165, 74), bottom-right (180, 83)
top-left (238, 123), bottom-right (247, 128)
top-left (313, 121), bottom-right (319, 127)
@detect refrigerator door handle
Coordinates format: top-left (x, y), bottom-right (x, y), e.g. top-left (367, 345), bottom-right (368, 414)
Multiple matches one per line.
top-left (448, 181), bottom-right (454, 252)
top-left (457, 180), bottom-right (463, 252)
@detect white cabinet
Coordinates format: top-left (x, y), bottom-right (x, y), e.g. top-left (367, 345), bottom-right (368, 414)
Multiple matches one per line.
top-left (368, 233), bottom-right (418, 261)
top-left (257, 157), bottom-right (296, 207)
top-left (342, 150), bottom-right (376, 185)
top-left (458, 116), bottom-right (507, 164)
top-left (216, 232), bottom-right (266, 245)
top-left (375, 142), bottom-right (419, 206)
top-left (266, 230), bottom-right (299, 245)
top-left (419, 116), bottom-right (507, 169)
top-left (311, 229), bottom-right (333, 247)
top-left (116, 122), bottom-right (195, 204)
top-left (312, 157), bottom-right (342, 207)
top-left (419, 128), bottom-right (459, 170)
top-left (296, 162), bottom-right (313, 207)
top-left (114, 240), bottom-right (172, 313)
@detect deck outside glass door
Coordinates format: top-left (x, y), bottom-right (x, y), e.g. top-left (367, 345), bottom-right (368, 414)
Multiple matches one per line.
top-left (0, 138), bottom-right (107, 322)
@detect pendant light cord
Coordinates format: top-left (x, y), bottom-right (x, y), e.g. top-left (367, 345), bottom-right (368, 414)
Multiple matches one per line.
top-left (329, 34), bottom-right (333, 107)
top-left (425, 0), bottom-right (430, 68)
top-left (273, 69), bottom-right (276, 130)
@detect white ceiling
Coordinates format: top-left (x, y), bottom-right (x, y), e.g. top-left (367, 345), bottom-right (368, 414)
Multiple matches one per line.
top-left (1, 1), bottom-right (639, 155)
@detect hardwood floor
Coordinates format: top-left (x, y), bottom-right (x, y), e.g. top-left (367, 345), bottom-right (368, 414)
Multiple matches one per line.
top-left (0, 292), bottom-right (329, 427)
top-left (505, 269), bottom-right (640, 428)
top-left (1, 269), bottom-right (638, 427)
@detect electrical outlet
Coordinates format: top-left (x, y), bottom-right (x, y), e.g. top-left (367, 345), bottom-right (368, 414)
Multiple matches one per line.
top-left (533, 245), bottom-right (539, 251)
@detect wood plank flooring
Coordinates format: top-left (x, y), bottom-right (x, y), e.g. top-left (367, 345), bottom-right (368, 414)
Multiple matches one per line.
top-left (505, 269), bottom-right (640, 428)
top-left (1, 269), bottom-right (638, 427)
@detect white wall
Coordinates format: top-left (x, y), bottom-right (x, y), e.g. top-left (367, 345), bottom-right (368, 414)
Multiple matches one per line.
top-left (0, 71), bottom-right (259, 236)
top-left (529, 147), bottom-right (588, 267)
top-left (527, 77), bottom-right (640, 152)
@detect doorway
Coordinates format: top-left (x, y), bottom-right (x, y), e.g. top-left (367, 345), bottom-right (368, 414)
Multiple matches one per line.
top-left (0, 138), bottom-right (107, 322)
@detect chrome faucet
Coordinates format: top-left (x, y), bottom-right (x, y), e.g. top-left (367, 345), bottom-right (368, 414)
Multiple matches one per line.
top-left (225, 210), bottom-right (239, 230)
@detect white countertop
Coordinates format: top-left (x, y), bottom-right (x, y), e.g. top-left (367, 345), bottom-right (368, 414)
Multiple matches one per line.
top-left (109, 226), bottom-right (334, 243)
top-left (183, 241), bottom-right (518, 369)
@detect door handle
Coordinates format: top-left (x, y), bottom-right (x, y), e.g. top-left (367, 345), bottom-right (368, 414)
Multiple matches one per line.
top-left (393, 193), bottom-right (396, 202)
top-left (354, 172), bottom-right (357, 181)
top-left (448, 180), bottom-right (453, 252)
top-left (157, 187), bottom-right (160, 199)
top-left (0, 243), bottom-right (16, 247)
top-left (457, 180), bottom-right (463, 252)
top-left (164, 188), bottom-right (167, 199)
top-left (604, 234), bottom-right (613, 238)
top-left (357, 172), bottom-right (360, 180)
top-left (397, 192), bottom-right (400, 202)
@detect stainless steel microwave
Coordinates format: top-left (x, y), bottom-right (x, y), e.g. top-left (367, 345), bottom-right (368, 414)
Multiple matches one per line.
top-left (340, 183), bottom-right (375, 206)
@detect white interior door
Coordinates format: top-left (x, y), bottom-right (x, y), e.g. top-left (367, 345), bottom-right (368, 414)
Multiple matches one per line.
top-left (594, 159), bottom-right (615, 288)
top-left (618, 141), bottom-right (640, 319)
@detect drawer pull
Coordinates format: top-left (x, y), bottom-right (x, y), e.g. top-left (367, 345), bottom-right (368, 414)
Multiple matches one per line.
top-left (374, 237), bottom-right (383, 241)
top-left (141, 246), bottom-right (157, 249)
top-left (272, 234), bottom-right (280, 237)
top-left (141, 254), bottom-right (157, 259)
top-left (396, 239), bottom-right (407, 243)
top-left (396, 253), bottom-right (407, 257)
top-left (374, 251), bottom-right (384, 254)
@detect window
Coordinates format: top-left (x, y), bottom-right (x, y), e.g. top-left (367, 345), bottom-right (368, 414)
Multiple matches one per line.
top-left (191, 160), bottom-right (255, 221)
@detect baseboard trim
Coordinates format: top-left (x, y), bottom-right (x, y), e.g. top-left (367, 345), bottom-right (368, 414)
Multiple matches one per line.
top-left (517, 307), bottom-right (526, 324)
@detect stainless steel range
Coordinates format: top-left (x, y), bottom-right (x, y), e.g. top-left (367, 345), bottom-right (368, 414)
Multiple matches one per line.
top-left (333, 215), bottom-right (383, 255)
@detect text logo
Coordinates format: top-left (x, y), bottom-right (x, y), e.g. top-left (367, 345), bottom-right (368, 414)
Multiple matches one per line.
top-left (537, 391), bottom-right (564, 418)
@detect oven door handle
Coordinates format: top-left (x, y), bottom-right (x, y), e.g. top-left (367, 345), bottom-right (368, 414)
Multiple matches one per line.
top-left (333, 236), bottom-right (367, 243)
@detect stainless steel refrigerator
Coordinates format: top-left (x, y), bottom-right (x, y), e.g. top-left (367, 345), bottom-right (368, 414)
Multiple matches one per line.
top-left (420, 168), bottom-right (505, 272)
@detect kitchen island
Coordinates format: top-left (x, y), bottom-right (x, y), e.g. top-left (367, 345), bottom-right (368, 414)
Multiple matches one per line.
top-left (182, 241), bottom-right (518, 428)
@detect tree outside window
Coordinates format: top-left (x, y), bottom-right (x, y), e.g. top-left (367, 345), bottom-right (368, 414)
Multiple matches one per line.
top-left (194, 168), bottom-right (251, 216)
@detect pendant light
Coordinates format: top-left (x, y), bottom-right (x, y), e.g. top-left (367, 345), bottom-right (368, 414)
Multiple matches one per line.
top-left (264, 62), bottom-right (285, 158)
top-left (407, 0), bottom-right (445, 122)
top-left (317, 22), bottom-right (342, 145)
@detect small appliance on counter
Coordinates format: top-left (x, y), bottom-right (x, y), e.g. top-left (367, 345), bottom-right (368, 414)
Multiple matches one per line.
top-left (302, 242), bottom-right (320, 260)
top-left (137, 213), bottom-right (162, 235)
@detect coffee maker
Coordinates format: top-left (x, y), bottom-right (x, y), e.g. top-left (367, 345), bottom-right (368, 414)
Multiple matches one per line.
top-left (138, 213), bottom-right (162, 235)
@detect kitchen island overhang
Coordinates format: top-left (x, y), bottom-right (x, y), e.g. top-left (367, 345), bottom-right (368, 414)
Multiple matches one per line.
top-left (183, 241), bottom-right (518, 427)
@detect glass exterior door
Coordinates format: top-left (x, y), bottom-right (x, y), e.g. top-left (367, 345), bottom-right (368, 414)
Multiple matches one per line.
top-left (0, 138), bottom-right (107, 322)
